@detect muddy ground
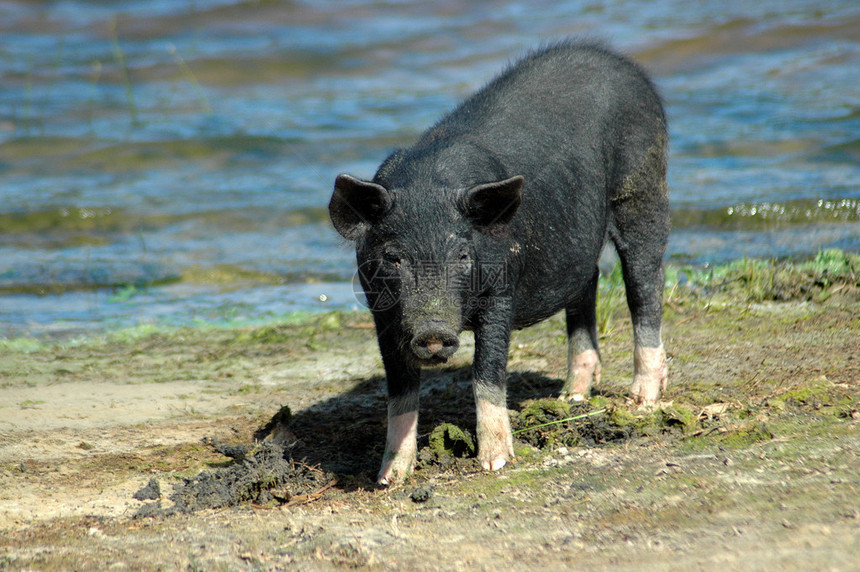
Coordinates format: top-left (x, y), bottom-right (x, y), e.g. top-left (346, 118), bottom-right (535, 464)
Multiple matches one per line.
top-left (1, 259), bottom-right (859, 570)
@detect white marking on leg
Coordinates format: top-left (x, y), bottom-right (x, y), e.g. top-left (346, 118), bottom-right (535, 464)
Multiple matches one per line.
top-left (559, 348), bottom-right (601, 402)
top-left (377, 409), bottom-right (418, 485)
top-left (630, 344), bottom-right (667, 406)
top-left (475, 398), bottom-right (514, 471)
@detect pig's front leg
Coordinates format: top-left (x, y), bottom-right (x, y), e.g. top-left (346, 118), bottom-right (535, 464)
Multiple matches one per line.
top-left (378, 396), bottom-right (418, 485)
top-left (472, 305), bottom-right (515, 471)
top-left (375, 322), bottom-right (422, 485)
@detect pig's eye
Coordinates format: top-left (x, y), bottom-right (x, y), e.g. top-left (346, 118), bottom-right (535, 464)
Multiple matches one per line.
top-left (382, 252), bottom-right (402, 268)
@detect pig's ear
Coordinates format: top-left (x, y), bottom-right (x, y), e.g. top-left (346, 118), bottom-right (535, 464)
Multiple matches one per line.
top-left (461, 175), bottom-right (524, 234)
top-left (329, 174), bottom-right (393, 240)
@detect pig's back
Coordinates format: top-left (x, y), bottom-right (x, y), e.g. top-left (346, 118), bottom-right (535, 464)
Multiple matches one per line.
top-left (418, 41), bottom-right (665, 174)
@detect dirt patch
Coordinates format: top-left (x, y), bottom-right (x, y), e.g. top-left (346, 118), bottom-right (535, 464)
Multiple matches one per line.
top-left (141, 441), bottom-right (335, 516)
top-left (1, 258), bottom-right (859, 570)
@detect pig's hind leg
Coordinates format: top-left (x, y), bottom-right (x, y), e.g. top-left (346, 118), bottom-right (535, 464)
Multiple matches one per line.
top-left (613, 235), bottom-right (668, 405)
top-left (609, 159), bottom-right (670, 406)
top-left (559, 267), bottom-right (602, 402)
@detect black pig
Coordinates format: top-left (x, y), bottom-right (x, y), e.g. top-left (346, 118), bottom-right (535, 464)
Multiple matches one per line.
top-left (330, 41), bottom-right (669, 484)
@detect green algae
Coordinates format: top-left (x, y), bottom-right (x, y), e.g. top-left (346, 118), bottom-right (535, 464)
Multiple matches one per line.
top-left (515, 400), bottom-right (580, 449)
top-left (719, 422), bottom-right (775, 448)
top-left (766, 376), bottom-right (857, 418)
top-left (428, 423), bottom-right (476, 459)
top-left (607, 403), bottom-right (697, 435)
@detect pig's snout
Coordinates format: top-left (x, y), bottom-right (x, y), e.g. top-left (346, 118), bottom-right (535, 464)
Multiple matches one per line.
top-left (410, 325), bottom-right (460, 363)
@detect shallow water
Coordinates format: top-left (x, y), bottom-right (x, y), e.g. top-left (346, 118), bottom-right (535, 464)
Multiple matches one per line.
top-left (1, 0), bottom-right (858, 338)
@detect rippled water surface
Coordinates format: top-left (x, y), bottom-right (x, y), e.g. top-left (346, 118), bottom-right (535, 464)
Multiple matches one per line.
top-left (1, 0), bottom-right (858, 337)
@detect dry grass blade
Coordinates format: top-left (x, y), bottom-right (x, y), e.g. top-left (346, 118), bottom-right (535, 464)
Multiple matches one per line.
top-left (512, 409), bottom-right (607, 435)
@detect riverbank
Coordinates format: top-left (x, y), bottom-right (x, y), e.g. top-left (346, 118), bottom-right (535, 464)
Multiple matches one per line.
top-left (1, 252), bottom-right (858, 570)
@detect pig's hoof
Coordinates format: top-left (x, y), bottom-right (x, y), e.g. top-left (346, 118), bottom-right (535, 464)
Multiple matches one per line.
top-left (630, 392), bottom-right (659, 408)
top-left (475, 399), bottom-right (515, 472)
top-left (377, 470), bottom-right (408, 486)
top-left (560, 349), bottom-right (601, 402)
top-left (630, 345), bottom-right (667, 406)
top-left (479, 453), bottom-right (510, 472)
top-left (630, 376), bottom-right (665, 407)
top-left (376, 455), bottom-right (415, 486)
top-left (476, 435), bottom-right (514, 472)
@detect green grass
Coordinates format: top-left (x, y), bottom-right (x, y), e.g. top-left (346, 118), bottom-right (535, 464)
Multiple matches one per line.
top-left (671, 248), bottom-right (859, 302)
top-left (597, 261), bottom-right (625, 336)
